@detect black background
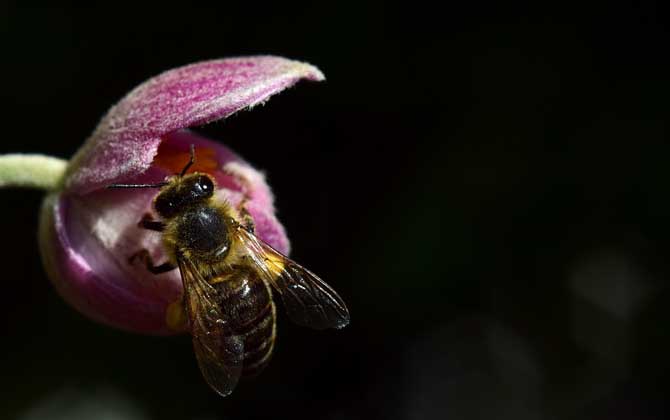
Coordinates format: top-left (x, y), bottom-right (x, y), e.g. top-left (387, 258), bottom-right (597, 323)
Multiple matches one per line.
top-left (3, 2), bottom-right (670, 419)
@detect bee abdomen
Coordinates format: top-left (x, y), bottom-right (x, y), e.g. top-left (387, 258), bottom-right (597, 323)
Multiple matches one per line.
top-left (211, 270), bottom-right (276, 375)
top-left (241, 301), bottom-right (276, 375)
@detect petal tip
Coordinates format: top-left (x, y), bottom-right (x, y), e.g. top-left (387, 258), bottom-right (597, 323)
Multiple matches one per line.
top-left (64, 56), bottom-right (325, 193)
top-left (290, 60), bottom-right (326, 82)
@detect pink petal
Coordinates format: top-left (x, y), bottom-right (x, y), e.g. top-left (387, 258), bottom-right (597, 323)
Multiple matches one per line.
top-left (39, 192), bottom-right (179, 334)
top-left (64, 56), bottom-right (324, 194)
top-left (41, 131), bottom-right (289, 334)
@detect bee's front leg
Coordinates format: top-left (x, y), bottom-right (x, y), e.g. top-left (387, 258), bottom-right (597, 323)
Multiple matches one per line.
top-left (138, 213), bottom-right (165, 231)
top-left (237, 199), bottom-right (255, 234)
top-left (222, 166), bottom-right (255, 234)
top-left (129, 249), bottom-right (176, 275)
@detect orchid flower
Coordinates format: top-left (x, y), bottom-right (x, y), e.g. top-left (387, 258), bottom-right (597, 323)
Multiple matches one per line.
top-left (0, 56), bottom-right (324, 334)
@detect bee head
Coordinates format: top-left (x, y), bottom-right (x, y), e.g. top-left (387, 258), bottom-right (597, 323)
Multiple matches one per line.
top-left (153, 173), bottom-right (215, 219)
top-left (107, 145), bottom-right (216, 219)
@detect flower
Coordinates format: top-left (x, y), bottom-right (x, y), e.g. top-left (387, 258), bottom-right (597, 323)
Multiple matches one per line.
top-left (36, 57), bottom-right (325, 334)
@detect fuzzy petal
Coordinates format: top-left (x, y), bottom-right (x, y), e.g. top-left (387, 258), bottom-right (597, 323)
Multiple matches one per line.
top-left (41, 131), bottom-right (290, 334)
top-left (39, 193), bottom-right (180, 334)
top-left (64, 56), bottom-right (324, 194)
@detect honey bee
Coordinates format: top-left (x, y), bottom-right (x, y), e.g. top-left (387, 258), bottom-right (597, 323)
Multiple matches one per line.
top-left (109, 145), bottom-right (349, 396)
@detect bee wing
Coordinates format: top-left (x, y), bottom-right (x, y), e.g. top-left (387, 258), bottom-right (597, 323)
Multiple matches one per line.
top-left (233, 227), bottom-right (350, 330)
top-left (178, 255), bottom-right (244, 397)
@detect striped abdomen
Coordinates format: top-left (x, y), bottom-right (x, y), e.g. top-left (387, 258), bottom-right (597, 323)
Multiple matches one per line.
top-left (210, 267), bottom-right (276, 375)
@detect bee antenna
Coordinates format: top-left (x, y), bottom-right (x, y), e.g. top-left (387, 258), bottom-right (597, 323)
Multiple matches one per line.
top-left (107, 182), bottom-right (169, 189)
top-left (179, 144), bottom-right (196, 177)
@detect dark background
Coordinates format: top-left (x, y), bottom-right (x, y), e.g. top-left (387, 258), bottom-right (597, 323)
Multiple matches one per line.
top-left (2, 2), bottom-right (670, 419)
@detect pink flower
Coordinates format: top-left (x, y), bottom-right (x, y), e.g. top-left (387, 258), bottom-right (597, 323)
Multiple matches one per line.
top-left (37, 57), bottom-right (325, 334)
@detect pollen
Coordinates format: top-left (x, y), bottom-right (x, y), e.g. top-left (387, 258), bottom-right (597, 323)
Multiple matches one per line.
top-left (166, 299), bottom-right (188, 331)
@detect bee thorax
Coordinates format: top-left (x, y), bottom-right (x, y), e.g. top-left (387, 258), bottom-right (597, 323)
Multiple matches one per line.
top-left (176, 206), bottom-right (230, 256)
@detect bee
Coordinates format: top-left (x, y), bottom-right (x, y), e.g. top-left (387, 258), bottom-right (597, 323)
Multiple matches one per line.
top-left (109, 145), bottom-right (349, 396)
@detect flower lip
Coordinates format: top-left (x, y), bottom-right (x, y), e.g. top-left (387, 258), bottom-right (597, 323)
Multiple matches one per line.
top-left (64, 56), bottom-right (325, 195)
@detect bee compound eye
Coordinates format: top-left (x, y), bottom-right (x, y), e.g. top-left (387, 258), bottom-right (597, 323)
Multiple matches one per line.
top-left (197, 175), bottom-right (214, 196)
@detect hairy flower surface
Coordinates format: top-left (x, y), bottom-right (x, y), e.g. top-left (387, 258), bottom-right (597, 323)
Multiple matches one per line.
top-left (36, 57), bottom-right (324, 334)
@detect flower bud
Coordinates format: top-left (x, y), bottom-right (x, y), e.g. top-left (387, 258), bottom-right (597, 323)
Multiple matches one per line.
top-left (38, 57), bottom-right (324, 334)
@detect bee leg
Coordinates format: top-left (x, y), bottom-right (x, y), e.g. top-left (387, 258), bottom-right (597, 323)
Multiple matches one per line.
top-left (221, 166), bottom-right (255, 233)
top-left (129, 249), bottom-right (176, 274)
top-left (138, 213), bottom-right (165, 232)
top-left (237, 199), bottom-right (255, 234)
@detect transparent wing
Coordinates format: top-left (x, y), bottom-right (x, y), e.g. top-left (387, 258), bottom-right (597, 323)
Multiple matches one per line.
top-left (232, 226), bottom-right (350, 330)
top-left (178, 255), bottom-right (244, 397)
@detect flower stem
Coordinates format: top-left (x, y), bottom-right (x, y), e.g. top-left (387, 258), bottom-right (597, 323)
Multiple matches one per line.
top-left (0, 154), bottom-right (68, 191)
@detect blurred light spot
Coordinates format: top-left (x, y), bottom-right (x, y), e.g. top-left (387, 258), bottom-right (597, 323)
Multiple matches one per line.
top-left (17, 387), bottom-right (147, 420)
top-left (569, 250), bottom-right (651, 320)
top-left (403, 317), bottom-right (543, 420)
top-left (568, 249), bottom-right (653, 398)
